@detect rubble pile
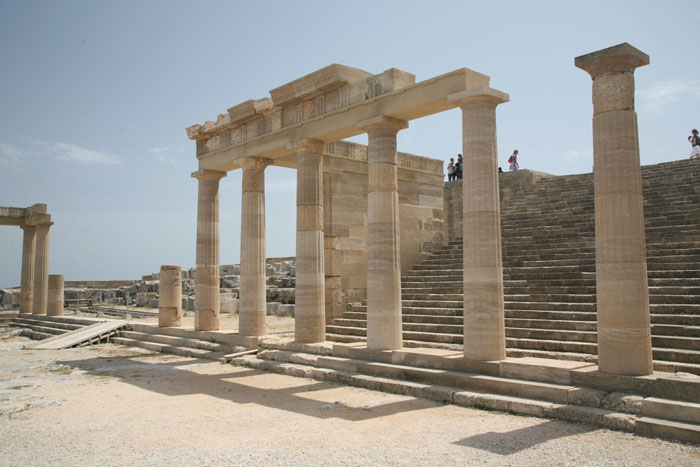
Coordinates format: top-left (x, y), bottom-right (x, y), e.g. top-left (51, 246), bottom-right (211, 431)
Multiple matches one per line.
top-left (0, 258), bottom-right (297, 317)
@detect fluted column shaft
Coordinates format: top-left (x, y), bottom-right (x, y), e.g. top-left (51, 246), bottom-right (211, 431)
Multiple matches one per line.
top-left (295, 140), bottom-right (326, 343)
top-left (576, 43), bottom-right (653, 376)
top-left (47, 274), bottom-right (64, 316)
top-left (449, 87), bottom-right (509, 361)
top-left (192, 169), bottom-right (227, 331)
top-left (357, 116), bottom-right (408, 350)
top-left (32, 222), bottom-right (52, 315)
top-left (239, 159), bottom-right (270, 337)
top-left (159, 265), bottom-right (182, 327)
top-left (20, 225), bottom-right (36, 314)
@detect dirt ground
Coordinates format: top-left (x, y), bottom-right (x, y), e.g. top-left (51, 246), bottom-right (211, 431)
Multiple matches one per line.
top-left (1, 334), bottom-right (699, 466)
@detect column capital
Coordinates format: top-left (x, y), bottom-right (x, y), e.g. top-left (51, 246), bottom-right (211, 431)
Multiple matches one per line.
top-left (289, 138), bottom-right (325, 154)
top-left (24, 213), bottom-right (52, 226)
top-left (356, 115), bottom-right (408, 133)
top-left (575, 42), bottom-right (649, 79)
top-left (238, 157), bottom-right (273, 170)
top-left (191, 169), bottom-right (227, 181)
top-left (448, 86), bottom-right (509, 108)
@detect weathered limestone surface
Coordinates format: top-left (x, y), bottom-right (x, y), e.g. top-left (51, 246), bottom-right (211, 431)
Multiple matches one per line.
top-left (295, 140), bottom-right (326, 343)
top-left (31, 222), bottom-right (52, 315)
top-left (323, 141), bottom-right (444, 319)
top-left (47, 274), bottom-right (64, 316)
top-left (449, 87), bottom-right (509, 361)
top-left (239, 158), bottom-right (270, 337)
top-left (159, 265), bottom-right (182, 327)
top-left (358, 116), bottom-right (408, 350)
top-left (192, 169), bottom-right (226, 331)
top-left (576, 43), bottom-right (653, 376)
top-left (19, 225), bottom-right (36, 314)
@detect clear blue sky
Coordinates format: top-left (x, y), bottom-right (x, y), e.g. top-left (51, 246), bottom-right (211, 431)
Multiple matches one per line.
top-left (1, 0), bottom-right (698, 287)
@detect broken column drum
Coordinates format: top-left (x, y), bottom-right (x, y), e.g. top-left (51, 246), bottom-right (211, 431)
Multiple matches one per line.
top-left (159, 265), bottom-right (182, 327)
top-left (47, 274), bottom-right (64, 316)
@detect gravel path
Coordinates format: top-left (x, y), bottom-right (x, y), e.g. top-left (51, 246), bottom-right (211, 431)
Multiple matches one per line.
top-left (0, 335), bottom-right (698, 466)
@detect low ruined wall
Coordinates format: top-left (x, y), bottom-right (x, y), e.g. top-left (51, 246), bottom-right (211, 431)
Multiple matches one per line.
top-left (443, 169), bottom-right (554, 242)
top-left (323, 141), bottom-right (444, 319)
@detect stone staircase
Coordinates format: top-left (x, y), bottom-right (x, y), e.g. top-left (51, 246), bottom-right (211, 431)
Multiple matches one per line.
top-left (326, 159), bottom-right (700, 375)
top-left (7, 314), bottom-right (102, 340)
top-left (112, 323), bottom-right (247, 361)
top-left (228, 339), bottom-right (700, 444)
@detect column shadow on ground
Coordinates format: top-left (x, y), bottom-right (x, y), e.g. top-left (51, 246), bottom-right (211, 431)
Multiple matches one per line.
top-left (57, 351), bottom-right (435, 422)
top-left (453, 419), bottom-right (597, 455)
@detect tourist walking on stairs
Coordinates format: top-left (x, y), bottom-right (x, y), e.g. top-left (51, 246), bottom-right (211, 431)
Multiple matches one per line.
top-left (508, 150), bottom-right (519, 171)
top-left (690, 129), bottom-right (700, 159)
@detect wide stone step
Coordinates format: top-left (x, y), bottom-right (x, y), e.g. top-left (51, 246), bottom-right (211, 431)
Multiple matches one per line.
top-left (12, 318), bottom-right (82, 332)
top-left (10, 322), bottom-right (67, 336)
top-left (507, 328), bottom-right (598, 343)
top-left (505, 302), bottom-right (596, 312)
top-left (505, 310), bottom-right (597, 321)
top-left (118, 330), bottom-right (235, 353)
top-left (506, 337), bottom-right (598, 354)
top-left (255, 350), bottom-right (573, 404)
top-left (506, 318), bottom-right (597, 331)
top-left (504, 294), bottom-right (596, 304)
top-left (111, 336), bottom-right (229, 361)
top-left (651, 314), bottom-right (700, 326)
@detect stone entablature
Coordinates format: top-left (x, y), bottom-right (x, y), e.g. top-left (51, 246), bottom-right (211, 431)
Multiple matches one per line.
top-left (0, 204), bottom-right (49, 227)
top-left (187, 65), bottom-right (417, 159)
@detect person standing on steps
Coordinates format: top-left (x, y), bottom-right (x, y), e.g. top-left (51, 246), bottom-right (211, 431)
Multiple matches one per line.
top-left (446, 157), bottom-right (456, 181)
top-left (690, 129), bottom-right (700, 159)
top-left (508, 150), bottom-right (519, 171)
top-left (456, 154), bottom-right (464, 180)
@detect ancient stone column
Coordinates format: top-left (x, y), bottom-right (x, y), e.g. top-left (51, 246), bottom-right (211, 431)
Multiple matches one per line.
top-left (192, 169), bottom-right (227, 331)
top-left (357, 116), bottom-right (408, 350)
top-left (294, 140), bottom-right (326, 343)
top-left (47, 274), bottom-right (64, 316)
top-left (239, 158), bottom-right (270, 337)
top-left (159, 265), bottom-right (182, 327)
top-left (32, 221), bottom-right (52, 315)
top-left (576, 43), bottom-right (653, 376)
top-left (448, 87), bottom-right (509, 361)
top-left (19, 225), bottom-right (36, 314)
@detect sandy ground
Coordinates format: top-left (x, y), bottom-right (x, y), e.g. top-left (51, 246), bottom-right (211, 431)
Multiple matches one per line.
top-left (1, 334), bottom-right (699, 466)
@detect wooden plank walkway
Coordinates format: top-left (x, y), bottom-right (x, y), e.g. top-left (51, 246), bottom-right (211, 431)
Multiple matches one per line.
top-left (28, 320), bottom-right (128, 350)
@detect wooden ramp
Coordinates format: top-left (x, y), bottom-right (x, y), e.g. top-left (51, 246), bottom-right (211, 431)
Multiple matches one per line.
top-left (28, 320), bottom-right (128, 350)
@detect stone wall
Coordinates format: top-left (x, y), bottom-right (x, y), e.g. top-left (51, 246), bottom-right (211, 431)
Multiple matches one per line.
top-left (443, 169), bottom-right (554, 242)
top-left (323, 141), bottom-right (444, 319)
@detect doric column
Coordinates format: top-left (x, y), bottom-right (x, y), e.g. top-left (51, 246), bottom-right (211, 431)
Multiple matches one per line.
top-left (192, 169), bottom-right (227, 331)
top-left (448, 87), bottom-right (509, 361)
top-left (159, 265), bottom-right (182, 327)
top-left (357, 115), bottom-right (408, 350)
top-left (576, 43), bottom-right (653, 376)
top-left (239, 158), bottom-right (271, 337)
top-left (19, 225), bottom-right (36, 314)
top-left (32, 221), bottom-right (53, 315)
top-left (294, 139), bottom-right (326, 343)
top-left (47, 274), bottom-right (64, 316)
